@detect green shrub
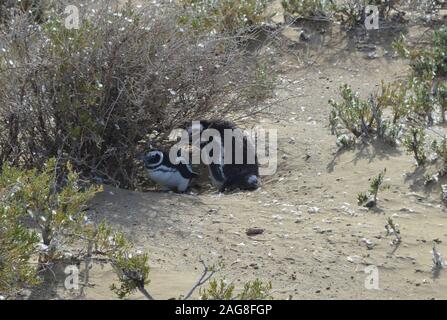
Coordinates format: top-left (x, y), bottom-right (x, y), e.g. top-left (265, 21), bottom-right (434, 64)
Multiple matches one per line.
top-left (0, 158), bottom-right (98, 297)
top-left (407, 78), bottom-right (434, 125)
top-left (376, 80), bottom-right (408, 124)
top-left (436, 82), bottom-right (447, 123)
top-left (334, 0), bottom-right (395, 29)
top-left (403, 127), bottom-right (427, 166)
top-left (394, 27), bottom-right (447, 79)
top-left (385, 217), bottom-right (401, 245)
top-left (329, 84), bottom-right (373, 138)
top-left (430, 137), bottom-right (447, 178)
top-left (369, 168), bottom-right (387, 202)
top-left (282, 0), bottom-right (335, 18)
top-left (357, 169), bottom-right (388, 208)
top-left (0, 206), bottom-right (40, 298)
top-left (200, 278), bottom-right (272, 300)
top-left (0, 159), bottom-right (98, 264)
top-left (179, 0), bottom-right (269, 33)
top-left (281, 0), bottom-right (395, 26)
top-left (329, 84), bottom-right (400, 144)
top-left (0, 158), bottom-right (153, 299)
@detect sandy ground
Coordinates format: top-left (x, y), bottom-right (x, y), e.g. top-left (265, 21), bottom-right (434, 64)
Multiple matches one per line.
top-left (33, 6), bottom-right (447, 300)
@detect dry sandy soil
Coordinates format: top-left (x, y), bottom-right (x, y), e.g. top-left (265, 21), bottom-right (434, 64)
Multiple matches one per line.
top-left (34, 4), bottom-right (447, 300)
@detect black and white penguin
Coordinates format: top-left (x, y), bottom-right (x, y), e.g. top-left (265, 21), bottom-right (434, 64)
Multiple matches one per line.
top-left (143, 150), bottom-right (198, 193)
top-left (187, 119), bottom-right (259, 192)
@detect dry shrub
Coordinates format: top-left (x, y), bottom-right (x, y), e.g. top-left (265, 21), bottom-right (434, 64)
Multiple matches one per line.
top-left (0, 0), bottom-right (45, 23)
top-left (0, 1), bottom-right (273, 188)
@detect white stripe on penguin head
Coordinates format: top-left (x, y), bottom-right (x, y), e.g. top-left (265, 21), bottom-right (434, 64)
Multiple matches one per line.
top-left (147, 150), bottom-right (164, 168)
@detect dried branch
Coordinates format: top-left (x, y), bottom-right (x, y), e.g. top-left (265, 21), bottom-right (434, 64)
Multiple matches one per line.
top-left (183, 260), bottom-right (219, 300)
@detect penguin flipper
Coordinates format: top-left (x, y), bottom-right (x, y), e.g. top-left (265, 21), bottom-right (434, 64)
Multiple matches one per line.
top-left (176, 162), bottom-right (199, 179)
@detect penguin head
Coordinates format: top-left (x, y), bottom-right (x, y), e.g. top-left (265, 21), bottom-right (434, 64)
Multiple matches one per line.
top-left (187, 121), bottom-right (206, 148)
top-left (144, 150), bottom-right (164, 169)
top-left (245, 175), bottom-right (259, 190)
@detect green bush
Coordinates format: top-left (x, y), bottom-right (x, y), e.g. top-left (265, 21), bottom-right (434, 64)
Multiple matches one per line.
top-left (0, 158), bottom-right (99, 297)
top-left (0, 158), bottom-right (152, 299)
top-left (0, 205), bottom-right (40, 298)
top-left (200, 278), bottom-right (272, 300)
top-left (282, 0), bottom-right (335, 18)
top-left (179, 0), bottom-right (269, 33)
top-left (357, 169), bottom-right (388, 207)
top-left (436, 83), bottom-right (447, 123)
top-left (403, 127), bottom-right (427, 166)
top-left (394, 27), bottom-right (447, 79)
top-left (0, 159), bottom-right (99, 264)
top-left (376, 80), bottom-right (408, 124)
top-left (329, 84), bottom-right (374, 138)
top-left (334, 0), bottom-right (395, 29)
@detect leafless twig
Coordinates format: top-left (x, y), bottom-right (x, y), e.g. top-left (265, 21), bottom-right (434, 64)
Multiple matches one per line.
top-left (183, 259), bottom-right (219, 300)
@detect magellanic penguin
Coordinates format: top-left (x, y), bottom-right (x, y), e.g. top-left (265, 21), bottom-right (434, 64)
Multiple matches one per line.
top-left (188, 119), bottom-right (259, 192)
top-left (144, 150), bottom-right (198, 193)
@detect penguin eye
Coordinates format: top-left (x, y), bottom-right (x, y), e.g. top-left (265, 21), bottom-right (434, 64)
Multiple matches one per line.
top-left (152, 154), bottom-right (161, 163)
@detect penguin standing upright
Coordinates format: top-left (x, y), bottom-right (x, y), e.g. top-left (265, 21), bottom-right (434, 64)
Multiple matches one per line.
top-left (144, 150), bottom-right (198, 193)
top-left (187, 120), bottom-right (259, 192)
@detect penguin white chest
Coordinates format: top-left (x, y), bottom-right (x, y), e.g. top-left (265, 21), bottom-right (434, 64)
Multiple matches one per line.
top-left (147, 167), bottom-right (190, 192)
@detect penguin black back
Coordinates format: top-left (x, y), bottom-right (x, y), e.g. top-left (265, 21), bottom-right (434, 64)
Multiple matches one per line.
top-left (188, 119), bottom-right (260, 192)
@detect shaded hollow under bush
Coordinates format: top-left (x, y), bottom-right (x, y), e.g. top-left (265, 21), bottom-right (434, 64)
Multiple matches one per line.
top-left (0, 1), bottom-right (273, 188)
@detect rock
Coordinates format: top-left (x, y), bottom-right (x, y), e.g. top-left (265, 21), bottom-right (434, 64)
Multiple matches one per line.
top-left (363, 198), bottom-right (376, 208)
top-left (361, 238), bottom-right (375, 250)
top-left (442, 185), bottom-right (447, 202)
top-left (347, 255), bottom-right (361, 263)
top-left (367, 51), bottom-right (378, 59)
top-left (264, 0), bottom-right (285, 24)
top-left (246, 227), bottom-right (265, 236)
top-left (249, 263), bottom-right (259, 269)
top-left (281, 27), bottom-right (301, 43)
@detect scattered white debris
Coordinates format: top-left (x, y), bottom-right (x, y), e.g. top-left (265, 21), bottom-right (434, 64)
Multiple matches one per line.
top-left (442, 185), bottom-right (447, 203)
top-left (367, 51), bottom-right (378, 59)
top-left (432, 244), bottom-right (446, 269)
top-left (361, 238), bottom-right (375, 250)
top-left (347, 255), bottom-right (361, 263)
top-left (308, 207), bottom-right (320, 214)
